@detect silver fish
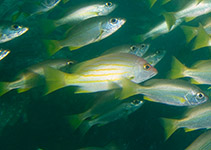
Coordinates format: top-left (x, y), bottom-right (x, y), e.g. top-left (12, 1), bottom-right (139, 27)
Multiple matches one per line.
top-left (0, 21), bottom-right (28, 43)
top-left (101, 43), bottom-right (150, 57)
top-left (120, 78), bottom-right (208, 106)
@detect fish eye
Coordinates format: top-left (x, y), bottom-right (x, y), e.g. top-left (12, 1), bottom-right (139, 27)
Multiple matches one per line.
top-left (110, 18), bottom-right (118, 24)
top-left (131, 99), bottom-right (142, 105)
top-left (129, 75), bottom-right (135, 80)
top-left (66, 61), bottom-right (72, 65)
top-left (156, 50), bottom-right (161, 54)
top-left (196, 92), bottom-right (204, 99)
top-left (141, 44), bottom-right (146, 48)
top-left (11, 24), bottom-right (21, 30)
top-left (105, 2), bottom-right (112, 7)
top-left (130, 45), bottom-right (137, 51)
top-left (143, 63), bottom-right (151, 70)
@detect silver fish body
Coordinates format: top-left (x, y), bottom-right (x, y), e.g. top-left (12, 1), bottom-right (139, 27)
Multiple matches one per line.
top-left (101, 43), bottom-right (150, 57)
top-left (44, 53), bottom-right (157, 94)
top-left (0, 21), bottom-right (28, 43)
top-left (55, 2), bottom-right (117, 26)
top-left (120, 79), bottom-right (208, 106)
top-left (60, 16), bottom-right (126, 49)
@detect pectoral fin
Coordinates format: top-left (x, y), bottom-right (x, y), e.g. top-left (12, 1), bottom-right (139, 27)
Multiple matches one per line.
top-left (95, 29), bottom-right (104, 42)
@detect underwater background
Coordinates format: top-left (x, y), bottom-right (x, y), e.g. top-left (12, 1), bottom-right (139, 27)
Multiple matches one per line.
top-left (0, 0), bottom-right (210, 150)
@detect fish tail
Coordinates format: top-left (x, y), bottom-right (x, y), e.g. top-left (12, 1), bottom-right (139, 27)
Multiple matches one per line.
top-left (62, 0), bottom-right (70, 4)
top-left (132, 34), bottom-right (147, 43)
top-left (119, 78), bottom-right (141, 100)
top-left (160, 0), bottom-right (171, 5)
top-left (11, 11), bottom-right (22, 22)
top-left (147, 0), bottom-right (157, 8)
top-left (162, 12), bottom-right (176, 31)
top-left (44, 67), bottom-right (77, 95)
top-left (78, 120), bottom-right (92, 137)
top-left (43, 39), bottom-right (62, 56)
top-left (181, 25), bottom-right (198, 43)
top-left (0, 82), bottom-right (10, 96)
top-left (160, 117), bottom-right (179, 140)
top-left (168, 56), bottom-right (187, 79)
top-left (66, 114), bottom-right (84, 131)
top-left (39, 19), bottom-right (57, 34)
top-left (192, 24), bottom-right (211, 51)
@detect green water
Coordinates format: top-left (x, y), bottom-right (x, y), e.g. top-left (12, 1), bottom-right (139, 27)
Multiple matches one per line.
top-left (0, 0), bottom-right (210, 149)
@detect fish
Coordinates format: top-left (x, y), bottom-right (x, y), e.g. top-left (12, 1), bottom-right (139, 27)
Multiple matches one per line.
top-left (185, 130), bottom-right (211, 150)
top-left (67, 90), bottom-right (123, 130)
top-left (44, 53), bottom-right (158, 95)
top-left (55, 2), bottom-right (117, 27)
top-left (133, 18), bottom-right (183, 42)
top-left (43, 16), bottom-right (126, 55)
top-left (119, 78), bottom-right (208, 106)
top-left (163, 0), bottom-right (211, 30)
top-left (0, 49), bottom-right (10, 61)
top-left (144, 50), bottom-right (166, 66)
top-left (160, 102), bottom-right (211, 140)
top-left (0, 21), bottom-right (28, 43)
top-left (102, 46), bottom-right (165, 66)
top-left (0, 59), bottom-right (73, 96)
top-left (168, 57), bottom-right (211, 85)
top-left (101, 43), bottom-right (150, 57)
top-left (181, 20), bottom-right (211, 50)
top-left (12, 0), bottom-right (61, 21)
top-left (78, 99), bottom-right (144, 136)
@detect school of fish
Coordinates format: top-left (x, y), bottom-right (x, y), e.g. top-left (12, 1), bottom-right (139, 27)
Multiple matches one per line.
top-left (0, 0), bottom-right (210, 150)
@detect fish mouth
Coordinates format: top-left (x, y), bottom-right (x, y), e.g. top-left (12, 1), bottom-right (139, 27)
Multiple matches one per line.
top-left (18, 27), bottom-right (29, 35)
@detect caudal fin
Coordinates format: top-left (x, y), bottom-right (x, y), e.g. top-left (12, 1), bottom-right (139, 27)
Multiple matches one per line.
top-left (66, 114), bottom-right (84, 131)
top-left (192, 24), bottom-right (211, 51)
top-left (162, 12), bottom-right (176, 31)
top-left (119, 78), bottom-right (141, 100)
top-left (43, 39), bottom-right (62, 56)
top-left (44, 67), bottom-right (67, 95)
top-left (78, 120), bottom-right (93, 137)
top-left (160, 117), bottom-right (178, 140)
top-left (0, 82), bottom-right (10, 96)
top-left (39, 19), bottom-right (57, 34)
top-left (132, 34), bottom-right (147, 43)
top-left (160, 0), bottom-right (171, 5)
top-left (181, 25), bottom-right (198, 43)
top-left (146, 0), bottom-right (157, 8)
top-left (167, 56), bottom-right (187, 79)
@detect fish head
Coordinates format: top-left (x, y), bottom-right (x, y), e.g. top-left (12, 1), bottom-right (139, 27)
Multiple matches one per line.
top-left (146, 50), bottom-right (166, 66)
top-left (124, 99), bottom-right (144, 113)
top-left (100, 17), bottom-right (126, 39)
top-left (186, 88), bottom-right (209, 105)
top-left (131, 58), bottom-right (158, 83)
top-left (97, 2), bottom-right (117, 16)
top-left (4, 24), bottom-right (28, 41)
top-left (129, 43), bottom-right (150, 57)
top-left (47, 59), bottom-right (74, 70)
top-left (41, 0), bottom-right (61, 9)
